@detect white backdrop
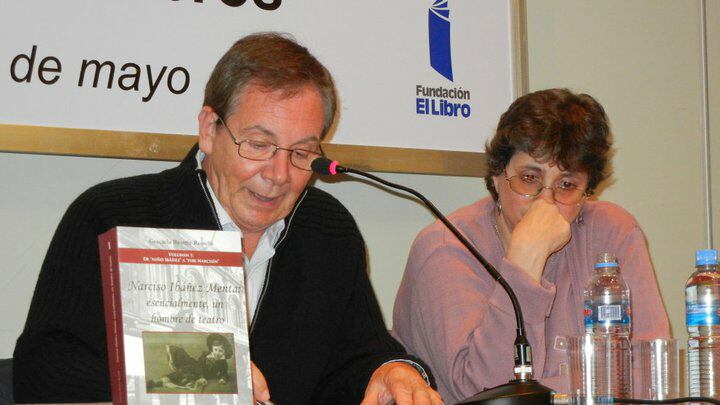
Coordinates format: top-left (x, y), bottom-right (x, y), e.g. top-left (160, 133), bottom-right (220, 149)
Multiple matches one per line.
top-left (0, 0), bottom-right (516, 152)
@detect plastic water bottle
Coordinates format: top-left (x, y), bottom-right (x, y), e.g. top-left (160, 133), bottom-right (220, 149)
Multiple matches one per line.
top-left (686, 249), bottom-right (720, 398)
top-left (583, 252), bottom-right (632, 400)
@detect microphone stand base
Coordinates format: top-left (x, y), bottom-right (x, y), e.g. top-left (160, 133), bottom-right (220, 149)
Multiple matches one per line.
top-left (456, 379), bottom-right (554, 405)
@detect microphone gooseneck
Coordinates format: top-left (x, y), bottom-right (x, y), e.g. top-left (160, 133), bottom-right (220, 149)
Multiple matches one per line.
top-left (311, 157), bottom-right (548, 405)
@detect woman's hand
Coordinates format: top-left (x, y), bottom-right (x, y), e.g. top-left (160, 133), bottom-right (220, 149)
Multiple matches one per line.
top-left (505, 198), bottom-right (571, 283)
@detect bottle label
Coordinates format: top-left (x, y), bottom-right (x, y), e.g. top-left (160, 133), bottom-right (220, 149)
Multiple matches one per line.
top-left (598, 305), bottom-right (622, 321)
top-left (584, 303), bottom-right (631, 328)
top-left (686, 303), bottom-right (720, 326)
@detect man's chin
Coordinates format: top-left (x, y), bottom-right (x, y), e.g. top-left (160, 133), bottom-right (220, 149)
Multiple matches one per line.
top-left (234, 212), bottom-right (285, 233)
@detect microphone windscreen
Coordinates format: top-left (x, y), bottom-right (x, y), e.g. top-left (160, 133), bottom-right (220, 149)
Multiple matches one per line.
top-left (311, 157), bottom-right (338, 175)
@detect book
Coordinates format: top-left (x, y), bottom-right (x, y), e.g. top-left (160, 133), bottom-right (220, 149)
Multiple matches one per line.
top-left (99, 226), bottom-right (252, 404)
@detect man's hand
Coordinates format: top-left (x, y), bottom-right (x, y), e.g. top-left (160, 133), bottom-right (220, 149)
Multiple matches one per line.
top-left (506, 198), bottom-right (571, 283)
top-left (361, 362), bottom-right (443, 405)
top-left (251, 361), bottom-right (271, 403)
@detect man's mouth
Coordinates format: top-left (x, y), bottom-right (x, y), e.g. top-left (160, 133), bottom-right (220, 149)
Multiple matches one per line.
top-left (250, 190), bottom-right (279, 203)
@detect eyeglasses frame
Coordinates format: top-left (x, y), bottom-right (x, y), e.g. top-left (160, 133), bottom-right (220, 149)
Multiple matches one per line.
top-left (503, 171), bottom-right (588, 206)
top-left (216, 116), bottom-right (324, 172)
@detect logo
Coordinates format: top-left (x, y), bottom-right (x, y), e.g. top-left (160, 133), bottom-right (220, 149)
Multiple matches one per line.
top-left (428, 0), bottom-right (452, 81)
top-left (414, 0), bottom-right (471, 119)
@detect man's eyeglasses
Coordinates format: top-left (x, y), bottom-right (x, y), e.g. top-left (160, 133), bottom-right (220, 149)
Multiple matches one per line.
top-left (504, 172), bottom-right (588, 205)
top-left (217, 117), bottom-right (323, 171)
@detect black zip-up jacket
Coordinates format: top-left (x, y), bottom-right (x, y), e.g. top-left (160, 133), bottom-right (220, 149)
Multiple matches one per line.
top-left (14, 145), bottom-right (423, 404)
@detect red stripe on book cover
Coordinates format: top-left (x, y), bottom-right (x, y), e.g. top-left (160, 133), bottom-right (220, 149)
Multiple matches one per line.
top-left (99, 228), bottom-right (128, 405)
top-left (117, 248), bottom-right (243, 267)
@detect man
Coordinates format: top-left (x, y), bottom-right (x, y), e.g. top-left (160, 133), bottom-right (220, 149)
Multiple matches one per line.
top-left (14, 33), bottom-right (442, 404)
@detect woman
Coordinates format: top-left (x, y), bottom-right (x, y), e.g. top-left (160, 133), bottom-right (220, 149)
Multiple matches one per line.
top-left (392, 88), bottom-right (670, 402)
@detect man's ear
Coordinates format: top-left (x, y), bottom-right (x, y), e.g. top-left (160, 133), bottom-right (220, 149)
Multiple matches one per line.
top-left (198, 106), bottom-right (219, 155)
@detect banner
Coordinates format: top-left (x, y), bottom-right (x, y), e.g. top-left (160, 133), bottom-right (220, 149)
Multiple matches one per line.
top-left (0, 0), bottom-right (521, 159)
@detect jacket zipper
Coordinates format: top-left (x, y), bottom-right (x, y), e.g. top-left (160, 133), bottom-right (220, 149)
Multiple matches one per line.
top-left (195, 170), bottom-right (222, 229)
top-left (249, 189), bottom-right (308, 335)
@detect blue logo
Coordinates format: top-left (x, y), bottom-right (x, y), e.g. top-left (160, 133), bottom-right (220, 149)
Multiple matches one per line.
top-left (428, 0), bottom-right (453, 81)
top-left (415, 0), bottom-right (470, 119)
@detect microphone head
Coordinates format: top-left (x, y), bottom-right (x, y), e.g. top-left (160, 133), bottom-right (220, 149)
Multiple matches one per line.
top-left (311, 157), bottom-right (339, 175)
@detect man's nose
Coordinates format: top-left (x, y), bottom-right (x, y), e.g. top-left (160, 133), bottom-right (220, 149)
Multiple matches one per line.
top-left (262, 149), bottom-right (291, 184)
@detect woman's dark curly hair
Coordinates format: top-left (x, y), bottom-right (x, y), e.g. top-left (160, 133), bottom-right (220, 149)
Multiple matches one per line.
top-left (485, 88), bottom-right (613, 200)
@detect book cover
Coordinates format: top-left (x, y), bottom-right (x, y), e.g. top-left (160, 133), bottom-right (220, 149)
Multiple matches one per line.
top-left (99, 226), bottom-right (252, 404)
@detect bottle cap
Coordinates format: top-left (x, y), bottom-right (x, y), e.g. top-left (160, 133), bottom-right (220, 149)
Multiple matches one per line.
top-left (696, 249), bottom-right (719, 266)
top-left (595, 252), bottom-right (619, 268)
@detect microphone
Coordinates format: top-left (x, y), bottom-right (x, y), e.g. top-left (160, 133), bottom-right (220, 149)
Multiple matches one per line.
top-left (311, 157), bottom-right (554, 405)
top-left (310, 157), bottom-right (346, 175)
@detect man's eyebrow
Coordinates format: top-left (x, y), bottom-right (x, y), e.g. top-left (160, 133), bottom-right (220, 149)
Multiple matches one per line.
top-left (240, 124), bottom-right (321, 147)
top-left (292, 137), bottom-right (321, 148)
top-left (241, 125), bottom-right (276, 138)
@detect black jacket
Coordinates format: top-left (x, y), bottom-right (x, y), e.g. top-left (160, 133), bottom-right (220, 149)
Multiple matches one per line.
top-left (14, 146), bottom-right (421, 404)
